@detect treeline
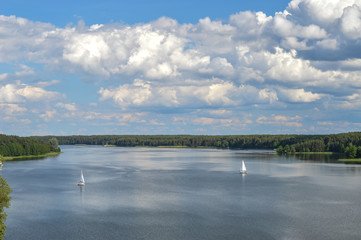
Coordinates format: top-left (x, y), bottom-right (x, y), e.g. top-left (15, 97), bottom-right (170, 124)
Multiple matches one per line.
top-left (0, 135), bottom-right (60, 157)
top-left (275, 132), bottom-right (361, 158)
top-left (36, 134), bottom-right (320, 149)
top-left (35, 133), bottom-right (361, 157)
top-left (35, 134), bottom-right (325, 150)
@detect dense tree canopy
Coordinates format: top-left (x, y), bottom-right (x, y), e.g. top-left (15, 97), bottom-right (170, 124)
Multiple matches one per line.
top-left (0, 176), bottom-right (11, 239)
top-left (37, 134), bottom-right (307, 149)
top-left (0, 156), bottom-right (11, 239)
top-left (0, 135), bottom-right (60, 157)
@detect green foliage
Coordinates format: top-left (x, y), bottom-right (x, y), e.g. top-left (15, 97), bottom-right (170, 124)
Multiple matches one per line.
top-left (284, 145), bottom-right (291, 153)
top-left (0, 134), bottom-right (59, 157)
top-left (357, 146), bottom-right (361, 158)
top-left (345, 144), bottom-right (357, 158)
top-left (0, 172), bottom-right (11, 239)
top-left (291, 146), bottom-right (296, 153)
top-left (37, 134), bottom-right (315, 150)
top-left (48, 137), bottom-right (60, 152)
top-left (276, 144), bottom-right (296, 154)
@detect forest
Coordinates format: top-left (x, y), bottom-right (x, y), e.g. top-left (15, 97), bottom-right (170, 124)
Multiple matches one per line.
top-left (2, 132), bottom-right (361, 158)
top-left (0, 135), bottom-right (60, 157)
top-left (0, 155), bottom-right (11, 238)
top-left (36, 132), bottom-right (361, 158)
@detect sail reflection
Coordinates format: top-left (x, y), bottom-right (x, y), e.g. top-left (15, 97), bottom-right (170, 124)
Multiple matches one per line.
top-left (79, 185), bottom-right (85, 204)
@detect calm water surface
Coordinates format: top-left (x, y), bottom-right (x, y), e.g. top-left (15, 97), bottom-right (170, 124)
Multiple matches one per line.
top-left (3, 146), bottom-right (361, 240)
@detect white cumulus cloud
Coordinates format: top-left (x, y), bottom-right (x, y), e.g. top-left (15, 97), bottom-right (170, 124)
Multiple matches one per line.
top-left (278, 88), bottom-right (322, 103)
top-left (99, 79), bottom-right (152, 107)
top-left (1, 0), bottom-right (361, 134)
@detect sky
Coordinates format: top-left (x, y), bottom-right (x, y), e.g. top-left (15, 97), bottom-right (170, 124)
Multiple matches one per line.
top-left (1, 0), bottom-right (361, 136)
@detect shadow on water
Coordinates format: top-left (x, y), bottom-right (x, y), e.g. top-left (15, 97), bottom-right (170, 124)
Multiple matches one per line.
top-left (6, 155), bottom-right (59, 162)
top-left (285, 153), bottom-right (361, 171)
top-left (293, 153), bottom-right (342, 163)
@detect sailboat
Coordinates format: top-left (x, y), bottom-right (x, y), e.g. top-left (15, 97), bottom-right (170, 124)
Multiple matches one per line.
top-left (77, 170), bottom-right (85, 186)
top-left (240, 160), bottom-right (248, 174)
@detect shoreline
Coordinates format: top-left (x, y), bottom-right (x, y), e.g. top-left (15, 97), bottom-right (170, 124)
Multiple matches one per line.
top-left (338, 158), bottom-right (361, 164)
top-left (294, 152), bottom-right (334, 155)
top-left (3, 152), bottom-right (62, 161)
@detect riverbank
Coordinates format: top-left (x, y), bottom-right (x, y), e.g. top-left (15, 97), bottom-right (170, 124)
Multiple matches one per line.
top-left (338, 158), bottom-right (361, 164)
top-left (294, 152), bottom-right (334, 154)
top-left (3, 152), bottom-right (62, 161)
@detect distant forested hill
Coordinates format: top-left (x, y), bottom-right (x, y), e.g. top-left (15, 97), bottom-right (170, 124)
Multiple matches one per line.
top-left (0, 134), bottom-right (60, 157)
top-left (37, 134), bottom-right (307, 149)
top-left (35, 132), bottom-right (361, 157)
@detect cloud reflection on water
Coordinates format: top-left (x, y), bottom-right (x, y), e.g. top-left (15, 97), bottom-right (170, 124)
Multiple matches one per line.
top-left (4, 145), bottom-right (361, 240)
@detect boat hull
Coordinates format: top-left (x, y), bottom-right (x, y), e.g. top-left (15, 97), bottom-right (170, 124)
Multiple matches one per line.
top-left (77, 182), bottom-right (85, 186)
top-left (240, 170), bottom-right (248, 174)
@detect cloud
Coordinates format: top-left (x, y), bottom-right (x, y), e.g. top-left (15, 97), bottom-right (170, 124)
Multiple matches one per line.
top-left (1, 5), bottom-right (361, 84)
top-left (63, 32), bottom-right (113, 76)
top-left (98, 78), bottom-right (280, 109)
top-left (1, 0), bottom-right (361, 134)
top-left (317, 121), bottom-right (334, 126)
top-left (0, 103), bottom-right (26, 115)
top-left (16, 85), bottom-right (60, 101)
top-left (60, 20), bottom-right (229, 79)
top-left (258, 89), bottom-right (278, 103)
top-left (341, 4), bottom-right (361, 39)
top-left (0, 64), bottom-right (36, 82)
top-left (149, 119), bottom-right (166, 126)
top-left (316, 39), bottom-right (339, 50)
top-left (83, 112), bottom-right (146, 124)
top-left (3, 116), bottom-right (31, 125)
top-left (278, 88), bottom-right (322, 103)
top-left (56, 102), bottom-right (77, 111)
top-left (340, 58), bottom-right (361, 69)
top-left (286, 0), bottom-right (360, 26)
top-left (0, 84), bottom-right (24, 103)
top-left (0, 82), bottom-right (61, 104)
top-left (99, 79), bottom-right (152, 108)
top-left (35, 80), bottom-right (61, 88)
top-left (208, 109), bottom-right (233, 115)
top-left (284, 0), bottom-right (361, 61)
top-left (336, 92), bottom-right (361, 109)
top-left (273, 14), bottom-right (327, 39)
top-left (0, 15), bottom-right (54, 62)
top-left (257, 114), bottom-right (303, 127)
top-left (0, 81), bottom-right (63, 127)
top-left (281, 37), bottom-right (312, 50)
top-left (192, 117), bottom-right (235, 126)
top-left (238, 46), bottom-right (361, 93)
top-left (40, 110), bottom-right (57, 122)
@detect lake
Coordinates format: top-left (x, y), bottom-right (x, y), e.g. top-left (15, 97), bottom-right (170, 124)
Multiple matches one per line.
top-left (2, 145), bottom-right (361, 239)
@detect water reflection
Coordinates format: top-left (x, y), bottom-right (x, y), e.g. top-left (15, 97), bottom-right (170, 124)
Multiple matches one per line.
top-left (79, 185), bottom-right (84, 205)
top-left (3, 146), bottom-right (361, 240)
top-left (293, 153), bottom-right (341, 163)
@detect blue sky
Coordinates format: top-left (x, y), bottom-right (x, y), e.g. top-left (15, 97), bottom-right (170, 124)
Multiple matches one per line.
top-left (1, 0), bottom-right (361, 136)
top-left (2, 0), bottom-right (290, 26)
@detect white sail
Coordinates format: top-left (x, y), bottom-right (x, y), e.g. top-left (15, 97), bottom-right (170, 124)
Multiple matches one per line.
top-left (78, 170), bottom-right (85, 185)
top-left (80, 170), bottom-right (85, 183)
top-left (241, 161), bottom-right (246, 171)
top-left (240, 160), bottom-right (248, 174)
